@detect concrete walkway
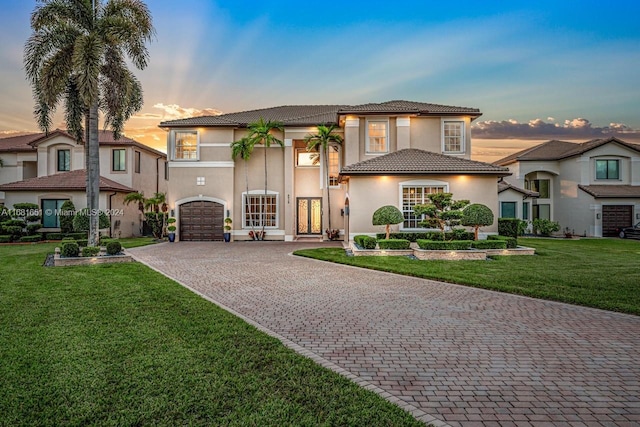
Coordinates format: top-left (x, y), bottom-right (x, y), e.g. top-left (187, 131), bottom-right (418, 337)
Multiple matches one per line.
top-left (128, 242), bottom-right (640, 426)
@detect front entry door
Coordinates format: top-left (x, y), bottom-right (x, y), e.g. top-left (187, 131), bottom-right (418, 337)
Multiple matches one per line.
top-left (297, 197), bottom-right (322, 235)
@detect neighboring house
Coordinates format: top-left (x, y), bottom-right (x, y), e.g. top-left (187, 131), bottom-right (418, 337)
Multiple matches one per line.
top-left (497, 181), bottom-right (539, 225)
top-left (495, 137), bottom-right (640, 237)
top-left (160, 100), bottom-right (510, 241)
top-left (0, 130), bottom-right (168, 237)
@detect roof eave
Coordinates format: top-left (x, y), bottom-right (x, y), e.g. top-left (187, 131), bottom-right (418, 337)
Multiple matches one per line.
top-left (340, 170), bottom-right (511, 177)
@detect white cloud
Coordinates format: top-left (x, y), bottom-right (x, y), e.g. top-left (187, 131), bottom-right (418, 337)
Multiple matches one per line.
top-left (473, 117), bottom-right (640, 139)
top-left (152, 103), bottom-right (223, 120)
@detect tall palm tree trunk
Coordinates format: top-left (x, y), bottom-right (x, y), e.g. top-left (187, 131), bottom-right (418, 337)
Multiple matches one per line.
top-left (87, 103), bottom-right (100, 246)
top-left (244, 159), bottom-right (255, 237)
top-left (262, 149), bottom-right (267, 238)
top-left (324, 146), bottom-right (332, 232)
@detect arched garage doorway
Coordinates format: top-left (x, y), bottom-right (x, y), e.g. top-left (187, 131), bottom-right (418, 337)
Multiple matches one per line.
top-left (179, 201), bottom-right (224, 241)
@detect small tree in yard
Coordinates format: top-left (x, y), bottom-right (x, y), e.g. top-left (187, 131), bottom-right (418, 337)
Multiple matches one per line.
top-left (461, 203), bottom-right (494, 240)
top-left (414, 193), bottom-right (469, 240)
top-left (59, 200), bottom-right (76, 234)
top-left (372, 205), bottom-right (404, 239)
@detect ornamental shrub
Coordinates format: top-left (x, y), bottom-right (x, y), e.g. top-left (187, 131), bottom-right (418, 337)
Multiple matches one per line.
top-left (82, 246), bottom-right (100, 257)
top-left (353, 235), bottom-right (377, 249)
top-left (498, 218), bottom-right (520, 238)
top-left (532, 219), bottom-right (560, 236)
top-left (372, 205), bottom-right (404, 239)
top-left (0, 235), bottom-right (11, 243)
top-left (470, 240), bottom-right (507, 250)
top-left (64, 232), bottom-right (87, 240)
top-left (461, 204), bottom-right (494, 240)
top-left (377, 239), bottom-right (411, 250)
top-left (416, 240), bottom-right (472, 250)
top-left (106, 241), bottom-right (122, 255)
top-left (19, 235), bottom-right (42, 243)
top-left (61, 241), bottom-right (80, 257)
top-left (487, 235), bottom-right (517, 248)
top-left (59, 200), bottom-right (76, 234)
top-left (72, 208), bottom-right (110, 232)
top-left (75, 239), bottom-right (88, 247)
top-left (26, 223), bottom-right (43, 235)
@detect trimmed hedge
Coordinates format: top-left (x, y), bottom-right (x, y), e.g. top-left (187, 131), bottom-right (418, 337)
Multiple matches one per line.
top-left (498, 218), bottom-right (520, 238)
top-left (0, 235), bottom-right (12, 243)
top-left (377, 239), bottom-right (411, 250)
top-left (106, 241), bottom-right (122, 255)
top-left (100, 237), bottom-right (114, 246)
top-left (470, 240), bottom-right (507, 250)
top-left (76, 239), bottom-right (88, 247)
top-left (61, 242), bottom-right (80, 257)
top-left (487, 235), bottom-right (518, 248)
top-left (19, 235), bottom-right (42, 243)
top-left (375, 230), bottom-right (475, 242)
top-left (416, 240), bottom-right (472, 250)
top-left (82, 246), bottom-right (100, 257)
top-left (26, 223), bottom-right (43, 235)
top-left (65, 232), bottom-right (88, 240)
top-left (354, 235), bottom-right (377, 249)
top-left (45, 233), bottom-right (64, 240)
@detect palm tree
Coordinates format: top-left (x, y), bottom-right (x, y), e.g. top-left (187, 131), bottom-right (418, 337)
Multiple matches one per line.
top-left (24, 0), bottom-right (154, 247)
top-left (231, 137), bottom-right (257, 237)
top-left (304, 124), bottom-right (343, 237)
top-left (123, 191), bottom-right (145, 212)
top-left (247, 118), bottom-right (284, 238)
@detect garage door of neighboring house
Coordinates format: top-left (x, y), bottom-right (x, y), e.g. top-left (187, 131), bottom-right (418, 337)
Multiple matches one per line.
top-left (602, 205), bottom-right (633, 237)
top-left (179, 201), bottom-right (224, 241)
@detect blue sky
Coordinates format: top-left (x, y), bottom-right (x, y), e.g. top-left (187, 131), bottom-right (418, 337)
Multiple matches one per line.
top-left (1, 1), bottom-right (639, 160)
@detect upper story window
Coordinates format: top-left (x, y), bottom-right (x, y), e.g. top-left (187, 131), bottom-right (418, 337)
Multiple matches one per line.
top-left (442, 120), bottom-right (465, 153)
top-left (366, 120), bottom-right (388, 154)
top-left (296, 148), bottom-right (319, 167)
top-left (328, 146), bottom-right (340, 187)
top-left (112, 149), bottom-right (126, 172)
top-left (173, 131), bottom-right (198, 160)
top-left (57, 149), bottom-right (70, 171)
top-left (134, 151), bottom-right (141, 173)
top-left (596, 159), bottom-right (619, 180)
top-left (526, 179), bottom-right (550, 198)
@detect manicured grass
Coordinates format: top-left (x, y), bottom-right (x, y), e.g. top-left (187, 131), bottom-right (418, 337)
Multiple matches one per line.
top-left (294, 238), bottom-right (640, 315)
top-left (0, 244), bottom-right (421, 426)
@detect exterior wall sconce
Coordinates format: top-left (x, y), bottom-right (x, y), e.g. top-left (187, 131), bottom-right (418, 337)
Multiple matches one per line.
top-left (637, 213), bottom-right (640, 219)
top-left (596, 213), bottom-right (601, 219)
top-left (170, 209), bottom-right (175, 217)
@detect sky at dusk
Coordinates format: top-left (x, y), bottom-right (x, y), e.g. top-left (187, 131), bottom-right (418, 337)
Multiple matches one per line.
top-left (1, 0), bottom-right (639, 162)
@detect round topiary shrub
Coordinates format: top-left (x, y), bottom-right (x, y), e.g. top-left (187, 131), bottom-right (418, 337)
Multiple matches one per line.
top-left (462, 204), bottom-right (494, 240)
top-left (372, 205), bottom-right (405, 239)
top-left (72, 208), bottom-right (110, 232)
top-left (61, 241), bottom-right (80, 257)
top-left (106, 241), bottom-right (122, 255)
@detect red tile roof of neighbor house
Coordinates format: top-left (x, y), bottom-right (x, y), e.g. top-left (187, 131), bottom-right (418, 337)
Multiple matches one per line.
top-left (0, 129), bottom-right (165, 157)
top-left (578, 185), bottom-right (640, 199)
top-left (339, 149), bottom-right (511, 177)
top-left (158, 100), bottom-right (482, 128)
top-left (494, 137), bottom-right (640, 166)
top-left (0, 169), bottom-right (134, 193)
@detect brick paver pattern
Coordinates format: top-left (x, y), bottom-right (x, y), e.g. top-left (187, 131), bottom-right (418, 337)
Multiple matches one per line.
top-left (129, 242), bottom-right (640, 426)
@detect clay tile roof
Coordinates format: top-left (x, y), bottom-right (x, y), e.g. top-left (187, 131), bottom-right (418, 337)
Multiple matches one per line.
top-left (494, 137), bottom-right (640, 166)
top-left (498, 181), bottom-right (539, 197)
top-left (340, 148), bottom-right (510, 177)
top-left (0, 133), bottom-right (42, 152)
top-left (0, 129), bottom-right (165, 158)
top-left (0, 169), bottom-right (134, 193)
top-left (339, 100), bottom-right (481, 116)
top-left (578, 185), bottom-right (640, 199)
top-left (159, 100), bottom-right (482, 128)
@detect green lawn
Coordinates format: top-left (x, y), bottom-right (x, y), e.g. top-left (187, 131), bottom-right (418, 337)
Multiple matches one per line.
top-left (0, 242), bottom-right (421, 426)
top-left (295, 238), bottom-right (640, 315)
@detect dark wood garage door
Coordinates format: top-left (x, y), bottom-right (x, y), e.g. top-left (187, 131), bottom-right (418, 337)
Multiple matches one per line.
top-left (602, 205), bottom-right (633, 237)
top-left (180, 201), bottom-right (224, 241)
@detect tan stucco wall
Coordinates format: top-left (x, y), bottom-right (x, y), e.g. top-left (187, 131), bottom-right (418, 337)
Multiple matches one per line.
top-left (345, 174), bottom-right (500, 239)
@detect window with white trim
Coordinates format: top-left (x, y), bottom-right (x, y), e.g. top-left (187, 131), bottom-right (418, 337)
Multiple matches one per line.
top-left (442, 120), bottom-right (464, 153)
top-left (366, 120), bottom-right (388, 153)
top-left (173, 131), bottom-right (198, 160)
top-left (196, 176), bottom-right (205, 185)
top-left (112, 149), bottom-right (126, 171)
top-left (296, 148), bottom-right (318, 167)
top-left (328, 146), bottom-right (340, 187)
top-left (243, 192), bottom-right (278, 228)
top-left (595, 159), bottom-right (619, 180)
top-left (401, 184), bottom-right (445, 228)
top-left (57, 149), bottom-right (70, 171)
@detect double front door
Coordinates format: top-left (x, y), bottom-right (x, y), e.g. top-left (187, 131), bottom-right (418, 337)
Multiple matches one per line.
top-left (297, 197), bottom-right (322, 235)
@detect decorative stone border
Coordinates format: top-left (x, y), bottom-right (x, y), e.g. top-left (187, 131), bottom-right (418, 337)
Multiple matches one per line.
top-left (53, 247), bottom-right (133, 267)
top-left (350, 243), bottom-right (535, 260)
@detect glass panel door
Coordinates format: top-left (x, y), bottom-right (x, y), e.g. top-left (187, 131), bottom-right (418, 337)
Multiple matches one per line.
top-left (297, 197), bottom-right (322, 235)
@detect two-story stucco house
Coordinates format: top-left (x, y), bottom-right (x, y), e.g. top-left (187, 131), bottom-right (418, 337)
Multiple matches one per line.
top-left (495, 137), bottom-right (640, 237)
top-left (0, 129), bottom-right (168, 237)
top-left (160, 100), bottom-right (510, 242)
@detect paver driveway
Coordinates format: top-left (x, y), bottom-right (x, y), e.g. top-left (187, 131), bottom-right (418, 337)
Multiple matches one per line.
top-left (129, 242), bottom-right (640, 426)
